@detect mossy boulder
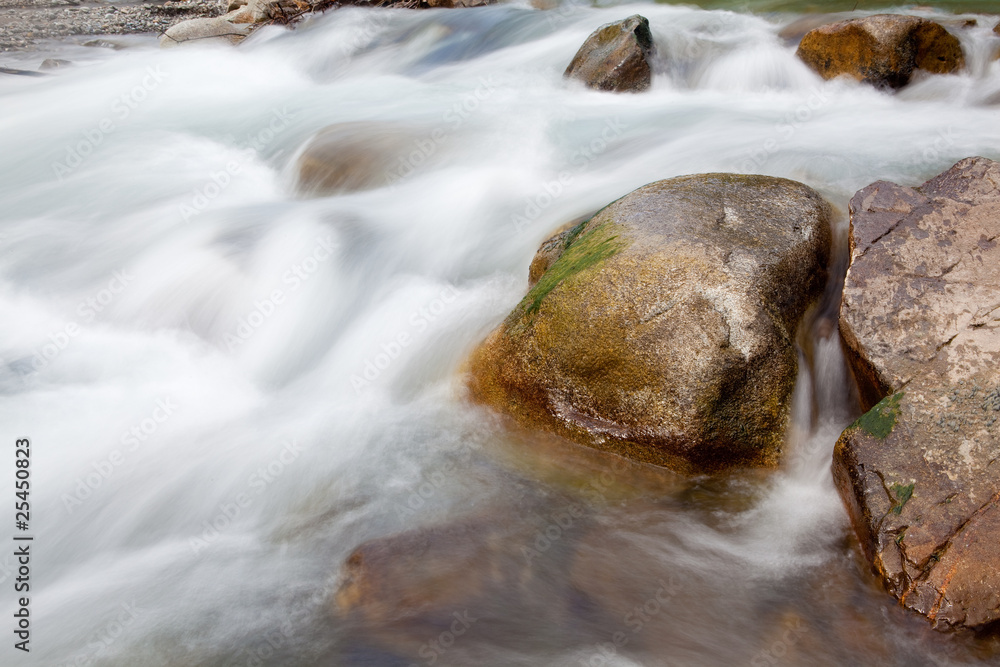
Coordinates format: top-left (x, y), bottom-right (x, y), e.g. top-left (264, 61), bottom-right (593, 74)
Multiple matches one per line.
top-left (467, 173), bottom-right (832, 473)
top-left (834, 157), bottom-right (1000, 630)
top-left (795, 14), bottom-right (964, 90)
top-left (564, 14), bottom-right (655, 93)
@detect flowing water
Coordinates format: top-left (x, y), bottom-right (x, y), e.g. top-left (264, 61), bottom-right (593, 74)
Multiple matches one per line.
top-left (2, 2), bottom-right (1000, 665)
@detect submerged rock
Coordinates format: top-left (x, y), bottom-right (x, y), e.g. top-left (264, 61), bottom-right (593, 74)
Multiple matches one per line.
top-left (795, 14), bottom-right (964, 90)
top-left (564, 15), bottom-right (655, 93)
top-left (294, 122), bottom-right (437, 196)
top-left (39, 58), bottom-right (72, 70)
top-left (834, 157), bottom-right (1000, 630)
top-left (467, 173), bottom-right (832, 473)
top-left (332, 508), bottom-right (586, 656)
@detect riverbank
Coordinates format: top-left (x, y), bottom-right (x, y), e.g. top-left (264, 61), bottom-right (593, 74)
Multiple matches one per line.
top-left (0, 0), bottom-right (222, 52)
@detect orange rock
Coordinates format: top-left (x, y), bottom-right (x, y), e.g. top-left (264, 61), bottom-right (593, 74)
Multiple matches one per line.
top-left (796, 14), bottom-right (964, 90)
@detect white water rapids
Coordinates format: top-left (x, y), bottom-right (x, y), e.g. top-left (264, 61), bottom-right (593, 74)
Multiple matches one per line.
top-left (2, 3), bottom-right (1000, 665)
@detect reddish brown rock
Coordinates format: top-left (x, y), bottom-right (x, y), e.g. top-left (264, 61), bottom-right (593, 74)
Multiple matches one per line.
top-left (795, 14), bottom-right (964, 90)
top-left (834, 157), bottom-right (1000, 630)
top-left (564, 15), bottom-right (655, 93)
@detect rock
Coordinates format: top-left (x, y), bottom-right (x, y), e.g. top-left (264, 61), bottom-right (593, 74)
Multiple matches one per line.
top-left (334, 518), bottom-right (521, 626)
top-left (158, 0), bottom-right (311, 42)
top-left (224, 6), bottom-right (255, 24)
top-left (39, 58), bottom-right (71, 70)
top-left (82, 38), bottom-right (126, 49)
top-left (467, 174), bottom-right (832, 473)
top-left (528, 226), bottom-right (575, 288)
top-left (245, 0), bottom-right (310, 23)
top-left (795, 14), bottom-right (964, 90)
top-left (527, 216), bottom-right (594, 287)
top-left (159, 0), bottom-right (495, 41)
top-left (333, 506), bottom-right (587, 655)
top-left (564, 14), bottom-right (655, 93)
top-left (0, 67), bottom-right (47, 77)
top-left (424, 0), bottom-right (492, 7)
top-left (159, 16), bottom-right (252, 47)
top-left (834, 157), bottom-right (1000, 630)
top-left (295, 122), bottom-right (439, 196)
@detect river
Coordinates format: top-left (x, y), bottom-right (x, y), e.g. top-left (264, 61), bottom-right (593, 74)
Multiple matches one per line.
top-left (2, 2), bottom-right (1000, 665)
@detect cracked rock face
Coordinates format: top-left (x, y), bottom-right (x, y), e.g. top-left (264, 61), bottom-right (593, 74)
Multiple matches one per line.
top-left (467, 174), bottom-right (831, 473)
top-left (834, 157), bottom-right (1000, 630)
top-left (564, 14), bottom-right (655, 93)
top-left (795, 14), bottom-right (964, 90)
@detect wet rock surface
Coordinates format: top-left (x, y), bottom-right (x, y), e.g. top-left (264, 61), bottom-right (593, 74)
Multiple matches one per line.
top-left (563, 14), bottom-right (655, 93)
top-left (294, 122), bottom-right (440, 196)
top-left (795, 14), bottom-right (964, 90)
top-left (834, 157), bottom-right (1000, 630)
top-left (159, 14), bottom-right (250, 46)
top-left (467, 173), bottom-right (832, 473)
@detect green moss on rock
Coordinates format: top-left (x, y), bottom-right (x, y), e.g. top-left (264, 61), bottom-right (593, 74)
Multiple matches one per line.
top-left (890, 482), bottom-right (914, 515)
top-left (517, 222), bottom-right (623, 318)
top-left (851, 392), bottom-right (904, 439)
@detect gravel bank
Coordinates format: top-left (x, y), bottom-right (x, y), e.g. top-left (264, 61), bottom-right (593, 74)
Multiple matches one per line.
top-left (0, 0), bottom-right (224, 52)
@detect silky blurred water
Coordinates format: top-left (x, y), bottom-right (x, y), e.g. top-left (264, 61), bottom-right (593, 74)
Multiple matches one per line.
top-left (1, 2), bottom-right (1000, 666)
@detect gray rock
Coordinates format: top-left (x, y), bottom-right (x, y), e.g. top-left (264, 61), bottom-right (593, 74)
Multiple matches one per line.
top-left (159, 16), bottom-right (252, 48)
top-left (39, 58), bottom-right (71, 70)
top-left (564, 14), bottom-right (654, 93)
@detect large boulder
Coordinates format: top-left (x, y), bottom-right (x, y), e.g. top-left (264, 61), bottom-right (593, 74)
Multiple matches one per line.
top-left (834, 157), bottom-right (1000, 630)
top-left (564, 15), bottom-right (655, 93)
top-left (467, 174), bottom-right (832, 473)
top-left (795, 14), bottom-right (964, 90)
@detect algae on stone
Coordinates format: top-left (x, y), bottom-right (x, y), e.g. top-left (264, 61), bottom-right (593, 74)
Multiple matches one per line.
top-left (851, 392), bottom-right (903, 439)
top-left (517, 222), bottom-right (623, 319)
